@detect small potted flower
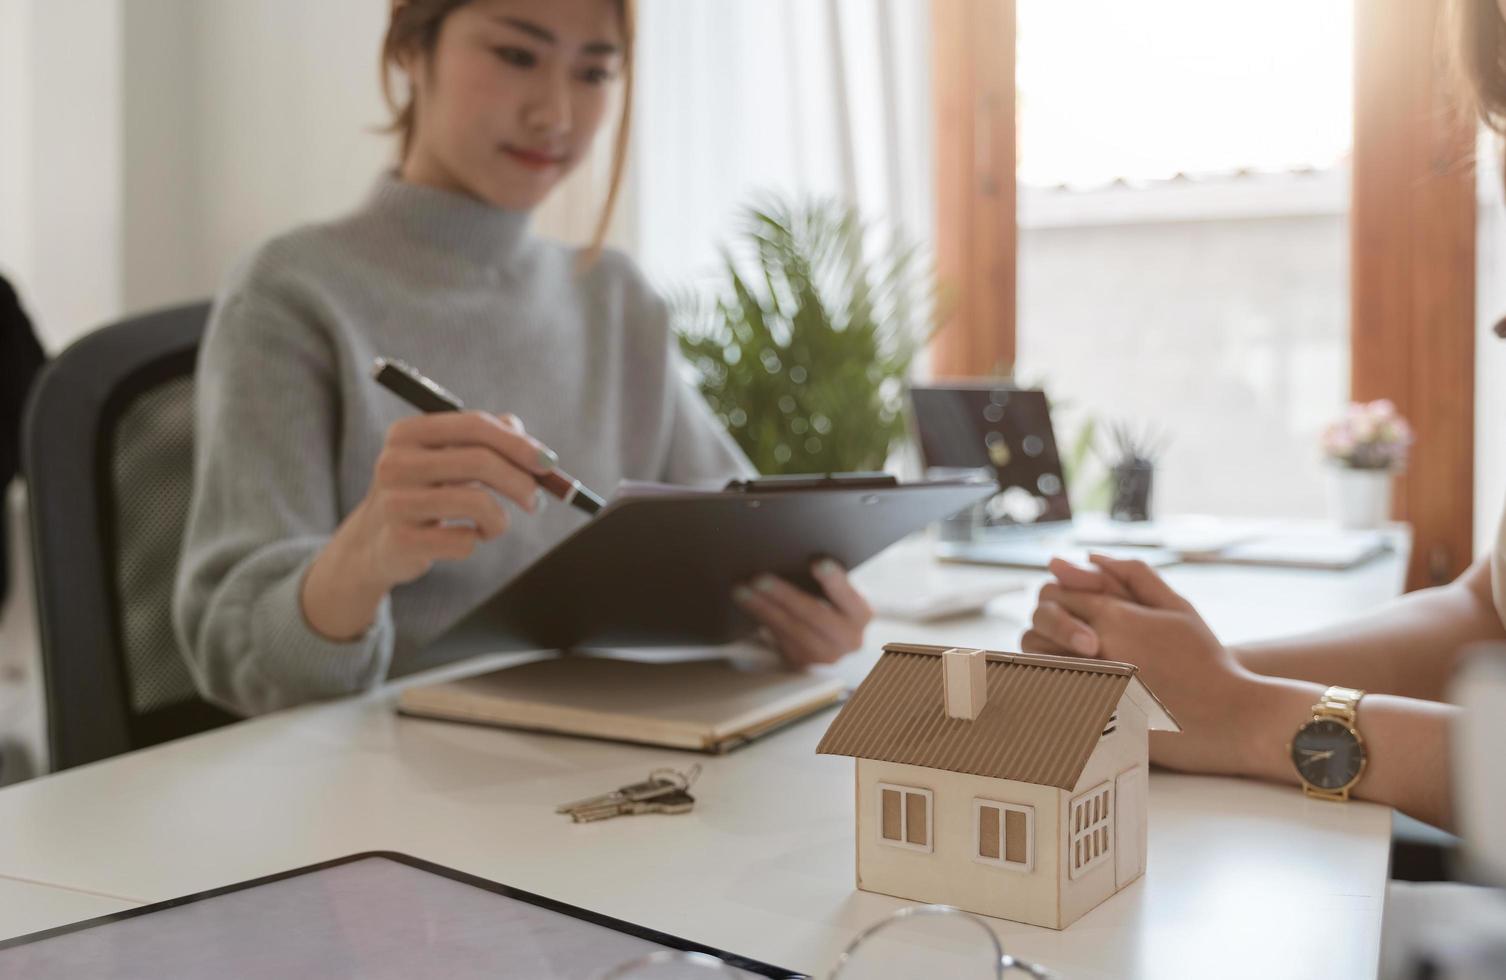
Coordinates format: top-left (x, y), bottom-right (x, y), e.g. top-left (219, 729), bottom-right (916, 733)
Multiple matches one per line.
top-left (1320, 399), bottom-right (1412, 529)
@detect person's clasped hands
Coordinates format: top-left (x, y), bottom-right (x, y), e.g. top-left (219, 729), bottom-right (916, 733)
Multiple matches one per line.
top-left (1023, 553), bottom-right (1273, 776)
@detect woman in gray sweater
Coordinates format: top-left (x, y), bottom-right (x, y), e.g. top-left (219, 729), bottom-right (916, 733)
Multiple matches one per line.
top-left (174, 0), bottom-right (872, 716)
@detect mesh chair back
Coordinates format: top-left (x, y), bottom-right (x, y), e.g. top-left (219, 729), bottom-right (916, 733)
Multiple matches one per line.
top-left (24, 302), bottom-right (237, 770)
top-left (110, 375), bottom-right (204, 714)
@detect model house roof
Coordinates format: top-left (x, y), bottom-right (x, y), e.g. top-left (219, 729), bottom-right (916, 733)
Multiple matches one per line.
top-left (817, 643), bottom-right (1179, 791)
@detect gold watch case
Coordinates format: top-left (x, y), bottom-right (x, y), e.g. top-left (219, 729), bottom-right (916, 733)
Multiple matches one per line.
top-left (1288, 686), bottom-right (1368, 800)
top-left (1289, 720), bottom-right (1367, 799)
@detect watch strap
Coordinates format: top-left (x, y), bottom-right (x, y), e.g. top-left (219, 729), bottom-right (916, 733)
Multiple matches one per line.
top-left (1313, 685), bottom-right (1365, 726)
top-left (1296, 686), bottom-right (1367, 801)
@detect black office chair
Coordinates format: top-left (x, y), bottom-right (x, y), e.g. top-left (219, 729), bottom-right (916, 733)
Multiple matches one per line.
top-left (2, 275), bottom-right (48, 606)
top-left (23, 301), bottom-right (238, 771)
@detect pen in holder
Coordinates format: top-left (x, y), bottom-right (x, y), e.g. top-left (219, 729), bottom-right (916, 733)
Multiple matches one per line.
top-left (1102, 421), bottom-right (1167, 524)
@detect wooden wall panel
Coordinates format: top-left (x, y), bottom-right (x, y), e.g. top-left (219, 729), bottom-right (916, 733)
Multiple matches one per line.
top-left (1351, 0), bottom-right (1476, 589)
top-left (930, 0), bottom-right (1016, 377)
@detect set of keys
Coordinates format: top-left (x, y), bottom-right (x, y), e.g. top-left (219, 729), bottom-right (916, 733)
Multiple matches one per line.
top-left (555, 764), bottom-right (702, 823)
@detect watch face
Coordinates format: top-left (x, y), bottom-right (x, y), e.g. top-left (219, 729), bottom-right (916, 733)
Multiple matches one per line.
top-left (1291, 718), bottom-right (1365, 791)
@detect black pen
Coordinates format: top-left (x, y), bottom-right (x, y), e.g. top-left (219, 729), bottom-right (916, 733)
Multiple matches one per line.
top-left (371, 357), bottom-right (605, 516)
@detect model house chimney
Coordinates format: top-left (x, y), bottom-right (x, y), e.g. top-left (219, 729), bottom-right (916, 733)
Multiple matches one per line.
top-left (943, 648), bottom-right (988, 720)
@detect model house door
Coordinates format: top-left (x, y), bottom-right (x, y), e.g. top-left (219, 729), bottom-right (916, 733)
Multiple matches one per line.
top-left (1115, 766), bottom-right (1146, 888)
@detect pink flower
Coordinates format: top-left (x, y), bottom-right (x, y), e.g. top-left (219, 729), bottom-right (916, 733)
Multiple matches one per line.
top-left (1321, 400), bottom-right (1412, 469)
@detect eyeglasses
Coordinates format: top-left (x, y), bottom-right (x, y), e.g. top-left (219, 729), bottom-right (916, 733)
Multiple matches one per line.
top-left (603, 904), bottom-right (1057, 980)
top-left (599, 950), bottom-right (748, 979)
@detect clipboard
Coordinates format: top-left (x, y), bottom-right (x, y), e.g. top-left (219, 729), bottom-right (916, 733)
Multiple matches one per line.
top-left (432, 473), bottom-right (995, 657)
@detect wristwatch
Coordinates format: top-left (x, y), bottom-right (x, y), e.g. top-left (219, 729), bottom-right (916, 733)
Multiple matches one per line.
top-left (1289, 685), bottom-right (1368, 801)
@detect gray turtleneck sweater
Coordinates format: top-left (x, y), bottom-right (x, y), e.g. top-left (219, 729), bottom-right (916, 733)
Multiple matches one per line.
top-left (173, 174), bottom-right (754, 717)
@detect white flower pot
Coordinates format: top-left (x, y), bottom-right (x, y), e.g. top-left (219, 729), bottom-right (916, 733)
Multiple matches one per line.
top-left (1327, 466), bottom-right (1393, 530)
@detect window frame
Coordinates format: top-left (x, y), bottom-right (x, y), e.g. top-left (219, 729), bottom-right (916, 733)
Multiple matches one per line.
top-left (934, 0), bottom-right (1477, 590)
top-left (972, 797), bottom-right (1035, 873)
top-left (876, 782), bottom-right (934, 854)
top-left (1068, 781), bottom-right (1114, 880)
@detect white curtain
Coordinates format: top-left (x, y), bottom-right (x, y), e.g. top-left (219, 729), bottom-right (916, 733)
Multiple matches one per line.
top-left (624, 0), bottom-right (934, 290)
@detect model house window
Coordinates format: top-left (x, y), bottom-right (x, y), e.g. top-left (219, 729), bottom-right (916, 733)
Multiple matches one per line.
top-left (1101, 712), bottom-right (1119, 739)
top-left (974, 799), bottom-right (1034, 872)
top-left (1069, 782), bottom-right (1114, 880)
top-left (877, 783), bottom-right (933, 853)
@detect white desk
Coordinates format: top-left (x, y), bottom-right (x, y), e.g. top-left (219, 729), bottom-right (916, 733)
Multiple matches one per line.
top-left (0, 536), bottom-right (1409, 978)
top-left (0, 876), bottom-right (138, 943)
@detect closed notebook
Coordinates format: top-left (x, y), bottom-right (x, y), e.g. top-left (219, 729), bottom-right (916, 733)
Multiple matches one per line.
top-left (1181, 529), bottom-right (1391, 570)
top-left (397, 654), bottom-right (845, 754)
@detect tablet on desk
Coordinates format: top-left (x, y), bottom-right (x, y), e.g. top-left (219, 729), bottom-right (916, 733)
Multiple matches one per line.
top-left (0, 852), bottom-right (804, 979)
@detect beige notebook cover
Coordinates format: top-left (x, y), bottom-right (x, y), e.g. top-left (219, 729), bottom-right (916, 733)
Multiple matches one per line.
top-left (397, 655), bottom-right (846, 753)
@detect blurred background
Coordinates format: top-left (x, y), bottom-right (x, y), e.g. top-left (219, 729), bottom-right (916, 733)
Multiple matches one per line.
top-left (1, 0), bottom-right (1502, 551)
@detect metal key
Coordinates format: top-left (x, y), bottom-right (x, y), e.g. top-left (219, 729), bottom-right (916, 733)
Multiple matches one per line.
top-left (554, 775), bottom-right (683, 816)
top-left (555, 764), bottom-right (701, 816)
top-left (570, 789), bottom-right (696, 823)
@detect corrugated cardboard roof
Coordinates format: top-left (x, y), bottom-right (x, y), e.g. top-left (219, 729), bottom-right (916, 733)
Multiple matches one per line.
top-left (816, 643), bottom-right (1178, 790)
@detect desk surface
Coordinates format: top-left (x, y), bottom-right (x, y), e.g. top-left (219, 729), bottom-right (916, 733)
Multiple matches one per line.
top-left (0, 534), bottom-right (1409, 978)
top-left (0, 876), bottom-right (138, 942)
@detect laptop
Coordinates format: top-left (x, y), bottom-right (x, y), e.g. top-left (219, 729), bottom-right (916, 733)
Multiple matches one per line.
top-left (908, 383), bottom-right (1175, 569)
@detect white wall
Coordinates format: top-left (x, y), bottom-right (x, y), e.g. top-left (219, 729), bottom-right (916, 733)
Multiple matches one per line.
top-left (0, 0), bottom-right (35, 295)
top-left (121, 0), bottom-right (204, 315)
top-left (17, 0), bottom-right (125, 350)
top-left (192, 0), bottom-right (393, 289)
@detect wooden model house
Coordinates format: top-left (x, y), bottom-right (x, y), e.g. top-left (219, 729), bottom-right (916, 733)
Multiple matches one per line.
top-left (816, 642), bottom-right (1180, 930)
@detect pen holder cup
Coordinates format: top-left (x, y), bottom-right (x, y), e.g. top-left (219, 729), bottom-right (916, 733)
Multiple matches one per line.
top-left (1109, 462), bottom-right (1154, 523)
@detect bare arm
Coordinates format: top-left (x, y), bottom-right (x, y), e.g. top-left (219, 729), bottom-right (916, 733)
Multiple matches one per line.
top-left (1218, 675), bottom-right (1457, 830)
top-left (1029, 556), bottom-right (1462, 830)
top-left (1235, 557), bottom-right (1505, 702)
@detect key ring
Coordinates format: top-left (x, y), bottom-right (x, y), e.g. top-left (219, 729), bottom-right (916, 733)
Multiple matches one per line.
top-left (648, 763), bottom-right (702, 793)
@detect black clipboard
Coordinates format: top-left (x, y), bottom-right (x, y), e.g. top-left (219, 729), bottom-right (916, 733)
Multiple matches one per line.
top-left (433, 473), bottom-right (995, 656)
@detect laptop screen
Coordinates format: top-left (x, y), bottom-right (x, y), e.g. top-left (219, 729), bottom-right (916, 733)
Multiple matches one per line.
top-left (909, 384), bottom-right (1072, 526)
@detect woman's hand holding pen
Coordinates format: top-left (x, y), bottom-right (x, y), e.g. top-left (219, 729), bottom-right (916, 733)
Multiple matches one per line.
top-left (733, 560), bottom-right (873, 666)
top-left (301, 411), bottom-right (555, 641)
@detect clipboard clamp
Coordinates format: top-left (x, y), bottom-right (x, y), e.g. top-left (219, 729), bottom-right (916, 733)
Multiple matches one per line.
top-left (723, 472), bottom-right (900, 493)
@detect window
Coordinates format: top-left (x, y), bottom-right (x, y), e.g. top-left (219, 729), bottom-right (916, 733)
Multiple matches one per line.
top-left (1101, 712), bottom-right (1119, 739)
top-left (877, 783), bottom-right (932, 853)
top-left (1015, 0), bottom-right (1354, 520)
top-left (1069, 782), bottom-right (1114, 880)
top-left (974, 799), bottom-right (1034, 872)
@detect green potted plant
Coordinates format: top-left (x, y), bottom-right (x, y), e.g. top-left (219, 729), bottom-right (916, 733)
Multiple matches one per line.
top-left (672, 195), bottom-right (931, 474)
